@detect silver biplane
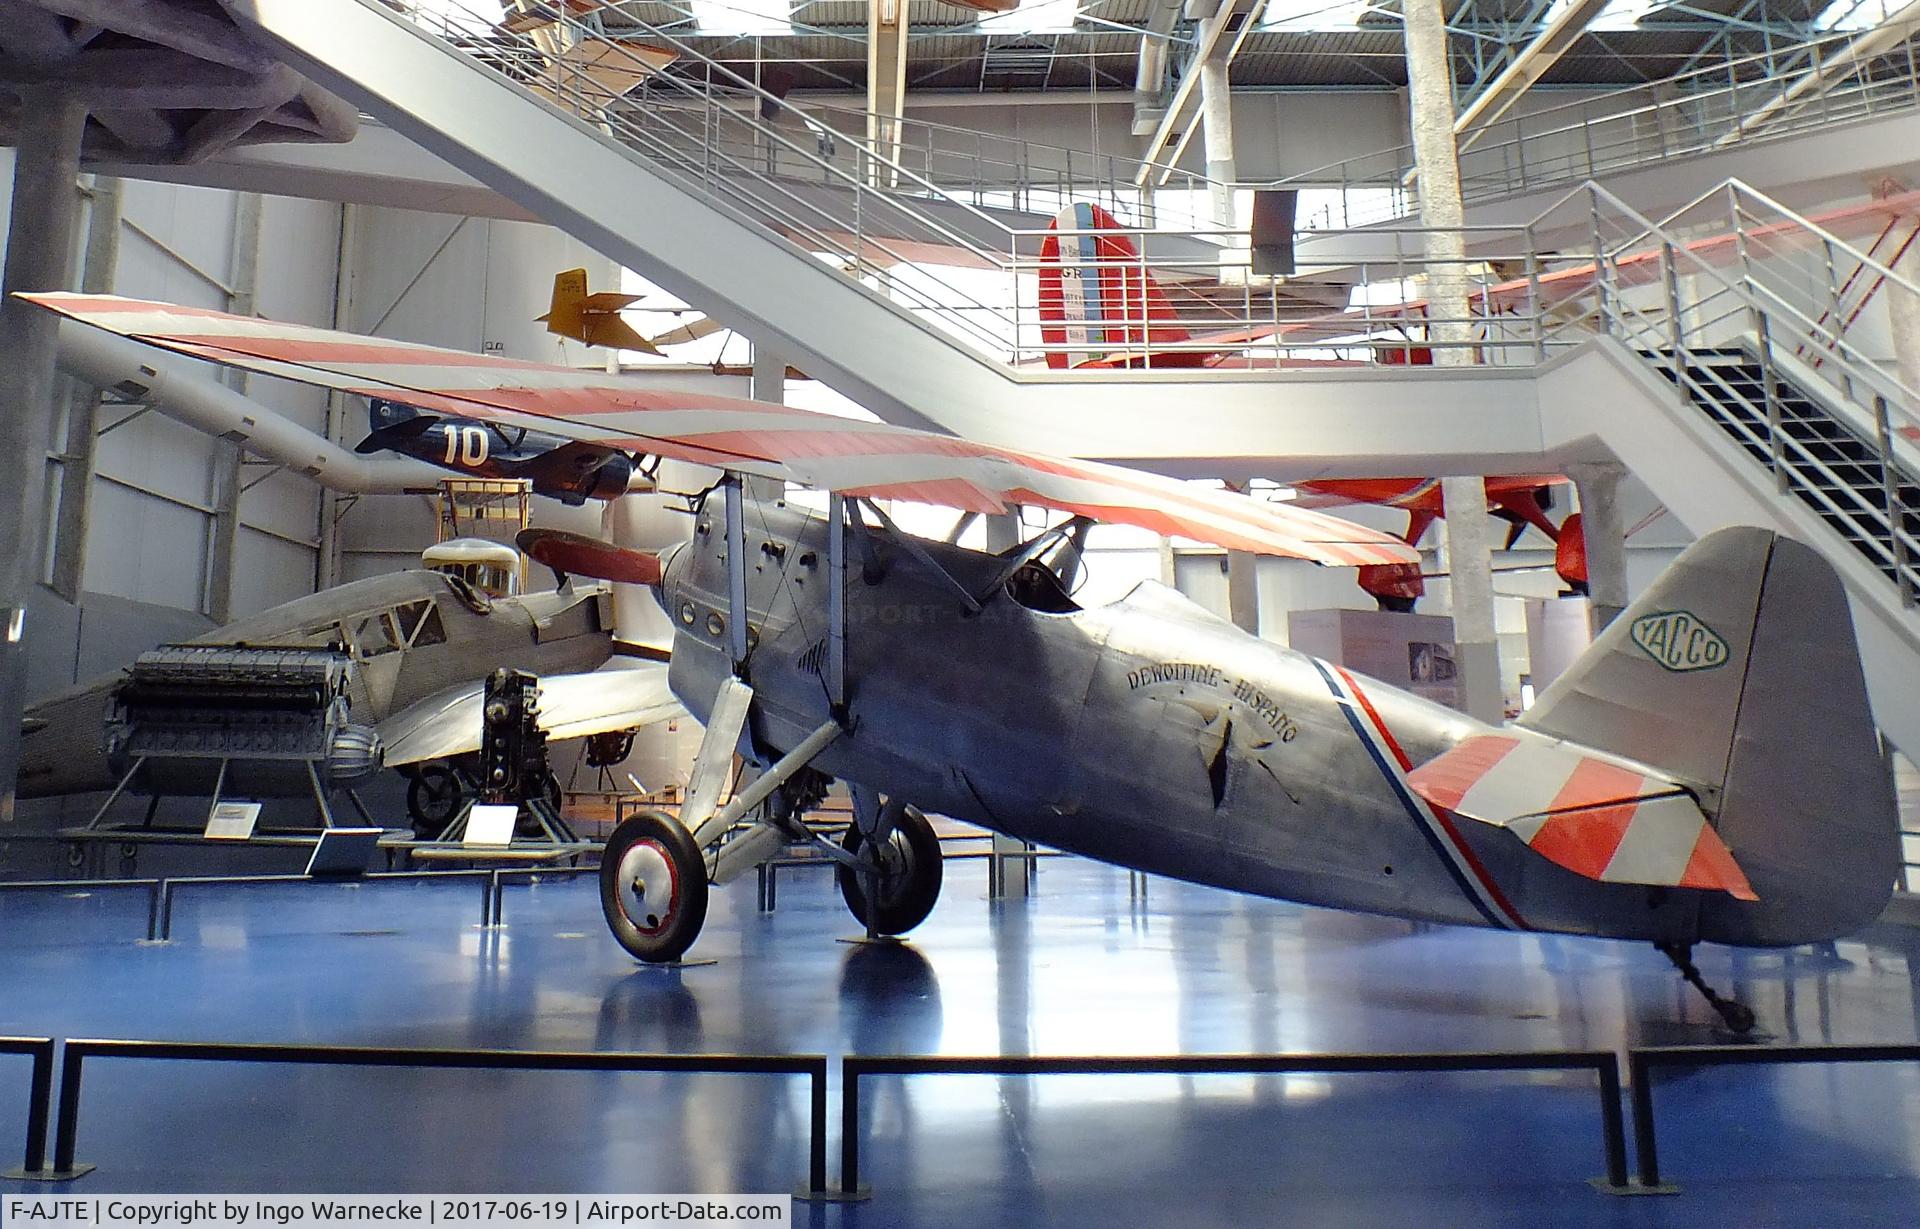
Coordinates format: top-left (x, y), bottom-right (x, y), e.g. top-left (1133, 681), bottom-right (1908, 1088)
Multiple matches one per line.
top-left (27, 291), bottom-right (1900, 1032)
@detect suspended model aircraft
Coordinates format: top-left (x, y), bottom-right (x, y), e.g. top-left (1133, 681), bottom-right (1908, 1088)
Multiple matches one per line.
top-left (25, 291), bottom-right (1899, 1033)
top-left (1289, 477), bottom-right (1587, 610)
top-left (357, 397), bottom-right (638, 504)
top-left (538, 268), bottom-right (661, 355)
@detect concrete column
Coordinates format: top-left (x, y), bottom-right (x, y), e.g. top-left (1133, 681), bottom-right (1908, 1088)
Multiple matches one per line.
top-left (1404, 0), bottom-right (1502, 723)
top-left (0, 86), bottom-right (87, 825)
top-left (318, 203), bottom-right (359, 592)
top-left (1226, 551), bottom-right (1260, 635)
top-left (866, 0), bottom-right (909, 188)
top-left (1569, 461), bottom-right (1629, 632)
top-left (752, 340), bottom-right (787, 404)
top-left (1403, 0), bottom-right (1471, 354)
top-left (1197, 51), bottom-right (1237, 230)
top-left (205, 192), bottom-right (263, 624)
top-left (49, 175), bottom-right (121, 603)
top-left (984, 509), bottom-right (1032, 898)
top-left (747, 341), bottom-right (789, 503)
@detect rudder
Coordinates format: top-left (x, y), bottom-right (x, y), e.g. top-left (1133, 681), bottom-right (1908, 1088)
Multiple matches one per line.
top-left (1518, 526), bottom-right (1897, 944)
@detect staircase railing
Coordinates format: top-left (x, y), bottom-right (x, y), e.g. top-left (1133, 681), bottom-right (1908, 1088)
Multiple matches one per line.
top-left (373, 0), bottom-right (1555, 371)
top-left (1268, 27), bottom-right (1920, 232)
top-left (1530, 178), bottom-right (1920, 604)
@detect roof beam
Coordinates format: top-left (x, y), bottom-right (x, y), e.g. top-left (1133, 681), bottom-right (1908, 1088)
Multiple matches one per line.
top-left (1710, 0), bottom-right (1920, 144)
top-left (1453, 0), bottom-right (1610, 152)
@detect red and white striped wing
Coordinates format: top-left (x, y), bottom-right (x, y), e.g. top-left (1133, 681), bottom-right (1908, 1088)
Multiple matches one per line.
top-left (25, 293), bottom-right (1418, 566)
top-left (1407, 732), bottom-right (1757, 900)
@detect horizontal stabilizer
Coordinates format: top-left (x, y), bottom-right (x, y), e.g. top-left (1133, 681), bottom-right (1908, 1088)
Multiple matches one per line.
top-left (1407, 732), bottom-right (1756, 900)
top-left (354, 416), bottom-right (436, 454)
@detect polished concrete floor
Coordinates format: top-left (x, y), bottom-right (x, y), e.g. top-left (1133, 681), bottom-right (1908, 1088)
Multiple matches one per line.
top-left (3, 857), bottom-right (1920, 1226)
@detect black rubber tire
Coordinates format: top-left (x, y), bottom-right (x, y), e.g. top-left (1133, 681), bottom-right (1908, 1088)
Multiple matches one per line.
top-left (837, 800), bottom-right (943, 936)
top-left (601, 809), bottom-right (709, 963)
top-left (406, 763), bottom-right (464, 838)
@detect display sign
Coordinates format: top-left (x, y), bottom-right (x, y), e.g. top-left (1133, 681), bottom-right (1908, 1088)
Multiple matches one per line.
top-left (465, 804), bottom-right (520, 847)
top-left (204, 801), bottom-right (261, 841)
top-left (1287, 608), bottom-right (1464, 712)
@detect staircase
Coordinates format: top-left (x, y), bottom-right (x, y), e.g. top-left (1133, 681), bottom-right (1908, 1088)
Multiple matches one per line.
top-left (1656, 347), bottom-right (1920, 601)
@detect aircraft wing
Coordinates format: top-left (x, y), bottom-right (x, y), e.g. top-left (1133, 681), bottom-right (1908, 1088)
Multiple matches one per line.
top-left (1406, 731), bottom-right (1757, 900)
top-left (379, 664), bottom-right (685, 767)
top-left (25, 294), bottom-right (1420, 567)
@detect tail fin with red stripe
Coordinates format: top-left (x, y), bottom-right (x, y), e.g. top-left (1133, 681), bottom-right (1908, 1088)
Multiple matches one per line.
top-left (1036, 203), bottom-right (1196, 369)
top-left (1516, 526), bottom-right (1897, 944)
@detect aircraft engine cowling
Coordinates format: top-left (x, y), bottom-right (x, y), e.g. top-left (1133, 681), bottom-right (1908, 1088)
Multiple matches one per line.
top-left (585, 452), bottom-right (635, 501)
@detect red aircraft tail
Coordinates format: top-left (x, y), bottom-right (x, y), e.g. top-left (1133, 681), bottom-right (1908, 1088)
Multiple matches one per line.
top-left (1037, 203), bottom-right (1203, 369)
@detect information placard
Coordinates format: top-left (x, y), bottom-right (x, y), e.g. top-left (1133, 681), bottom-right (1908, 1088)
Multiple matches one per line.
top-left (204, 801), bottom-right (261, 841)
top-left (465, 804), bottom-right (519, 847)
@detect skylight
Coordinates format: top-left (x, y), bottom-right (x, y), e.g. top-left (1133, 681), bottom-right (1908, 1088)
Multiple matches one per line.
top-left (690, 0), bottom-right (794, 36)
top-left (1814, 0), bottom-right (1903, 30)
top-left (1589, 0), bottom-right (1669, 31)
top-left (975, 0), bottom-right (1086, 35)
top-left (1257, 0), bottom-right (1376, 32)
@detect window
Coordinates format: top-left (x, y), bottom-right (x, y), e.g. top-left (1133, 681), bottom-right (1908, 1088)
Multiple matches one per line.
top-left (351, 613), bottom-right (400, 657)
top-left (395, 600), bottom-right (448, 649)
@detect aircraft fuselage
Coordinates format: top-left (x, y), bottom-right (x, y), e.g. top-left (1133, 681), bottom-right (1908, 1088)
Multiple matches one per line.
top-left (660, 499), bottom-right (1712, 945)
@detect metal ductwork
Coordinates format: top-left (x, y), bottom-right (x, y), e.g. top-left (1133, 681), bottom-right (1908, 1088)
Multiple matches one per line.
top-left (57, 321), bottom-right (443, 494)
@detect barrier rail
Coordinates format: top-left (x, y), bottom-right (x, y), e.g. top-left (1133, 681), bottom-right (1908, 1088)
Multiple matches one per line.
top-left (839, 1050), bottom-right (1629, 1196)
top-left (45, 1039), bottom-right (830, 1195)
top-left (149, 869), bottom-right (498, 941)
top-left (1626, 1042), bottom-right (1920, 1189)
top-left (0, 866), bottom-right (601, 942)
top-left (0, 1038), bottom-right (56, 1180)
top-left (0, 878), bottom-right (162, 941)
top-left (22, 1037), bottom-right (1920, 1194)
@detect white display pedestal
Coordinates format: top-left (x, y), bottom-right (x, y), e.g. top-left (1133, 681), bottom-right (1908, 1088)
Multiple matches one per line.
top-left (1287, 608), bottom-right (1463, 712)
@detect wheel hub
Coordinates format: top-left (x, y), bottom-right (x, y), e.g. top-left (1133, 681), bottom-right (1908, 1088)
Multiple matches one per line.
top-left (616, 840), bottom-right (677, 934)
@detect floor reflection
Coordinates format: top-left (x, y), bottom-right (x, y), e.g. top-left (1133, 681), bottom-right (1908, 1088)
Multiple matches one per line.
top-left (4, 857), bottom-right (1920, 1224)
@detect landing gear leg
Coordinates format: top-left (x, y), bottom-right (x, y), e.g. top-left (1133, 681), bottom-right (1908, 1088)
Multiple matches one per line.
top-left (1656, 941), bottom-right (1756, 1035)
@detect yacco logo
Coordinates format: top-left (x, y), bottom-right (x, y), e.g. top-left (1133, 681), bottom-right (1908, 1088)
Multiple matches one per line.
top-left (1630, 609), bottom-right (1730, 672)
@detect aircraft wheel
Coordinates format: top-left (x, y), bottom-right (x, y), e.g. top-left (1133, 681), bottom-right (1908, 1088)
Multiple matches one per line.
top-left (601, 809), bottom-right (709, 963)
top-left (837, 801), bottom-right (943, 936)
top-left (406, 763), bottom-right (464, 838)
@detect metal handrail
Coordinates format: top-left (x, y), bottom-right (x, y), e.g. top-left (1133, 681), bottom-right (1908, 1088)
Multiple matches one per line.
top-left (1264, 27), bottom-right (1920, 230)
top-left (1549, 177), bottom-right (1920, 603)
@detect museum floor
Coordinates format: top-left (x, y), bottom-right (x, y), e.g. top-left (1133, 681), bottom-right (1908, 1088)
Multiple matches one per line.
top-left (3, 856), bottom-right (1920, 1226)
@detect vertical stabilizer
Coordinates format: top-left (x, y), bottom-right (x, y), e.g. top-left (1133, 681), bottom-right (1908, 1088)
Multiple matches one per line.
top-left (1518, 527), bottom-right (1896, 943)
top-left (1035, 202), bottom-right (1193, 369)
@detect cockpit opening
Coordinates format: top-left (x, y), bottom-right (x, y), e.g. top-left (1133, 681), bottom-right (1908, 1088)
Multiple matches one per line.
top-left (1005, 561), bottom-right (1081, 613)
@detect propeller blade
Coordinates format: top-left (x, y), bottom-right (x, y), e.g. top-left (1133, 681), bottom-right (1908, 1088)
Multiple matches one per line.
top-left (517, 528), bottom-right (663, 585)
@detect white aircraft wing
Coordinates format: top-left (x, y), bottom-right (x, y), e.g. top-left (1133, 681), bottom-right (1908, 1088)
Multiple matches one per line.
top-left (380, 664), bottom-right (685, 768)
top-left (25, 293), bottom-right (1420, 568)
